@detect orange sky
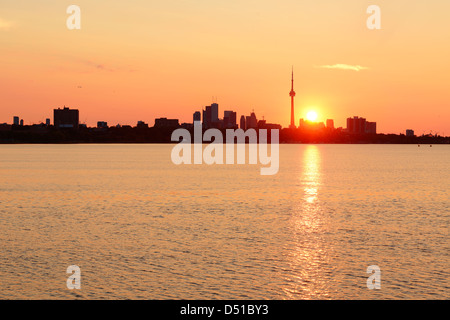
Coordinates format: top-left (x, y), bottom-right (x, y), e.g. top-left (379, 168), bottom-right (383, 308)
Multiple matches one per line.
top-left (1, 0), bottom-right (449, 135)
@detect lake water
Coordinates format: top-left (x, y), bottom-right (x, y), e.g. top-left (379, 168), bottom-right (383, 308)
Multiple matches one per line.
top-left (0, 144), bottom-right (448, 299)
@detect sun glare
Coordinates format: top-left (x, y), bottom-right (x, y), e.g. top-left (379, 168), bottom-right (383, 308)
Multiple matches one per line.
top-left (306, 111), bottom-right (318, 122)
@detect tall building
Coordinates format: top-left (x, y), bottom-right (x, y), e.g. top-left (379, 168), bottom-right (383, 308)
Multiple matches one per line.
top-left (54, 107), bottom-right (79, 129)
top-left (202, 103), bottom-right (220, 128)
top-left (246, 112), bottom-right (258, 129)
top-left (406, 129), bottom-right (415, 137)
top-left (13, 116), bottom-right (19, 126)
top-left (356, 117), bottom-right (366, 134)
top-left (45, 118), bottom-right (51, 126)
top-left (231, 112), bottom-right (237, 128)
top-left (193, 111), bottom-right (201, 123)
top-left (347, 116), bottom-right (365, 134)
top-left (346, 117), bottom-right (353, 133)
top-left (202, 106), bottom-right (212, 128)
top-left (223, 111), bottom-right (237, 129)
top-left (346, 116), bottom-right (376, 134)
top-left (289, 67), bottom-right (296, 129)
top-left (299, 118), bottom-right (305, 129)
top-left (326, 119), bottom-right (334, 129)
top-left (240, 115), bottom-right (246, 130)
top-left (210, 103), bottom-right (219, 123)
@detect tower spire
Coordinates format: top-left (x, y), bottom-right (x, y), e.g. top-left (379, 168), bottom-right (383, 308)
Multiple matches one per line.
top-left (291, 66), bottom-right (294, 89)
top-left (289, 66), bottom-right (296, 129)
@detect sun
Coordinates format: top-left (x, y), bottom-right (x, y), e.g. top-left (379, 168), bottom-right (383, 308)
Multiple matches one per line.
top-left (306, 111), bottom-right (318, 122)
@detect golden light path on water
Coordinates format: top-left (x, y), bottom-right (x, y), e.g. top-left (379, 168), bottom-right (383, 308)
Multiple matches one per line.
top-left (283, 146), bottom-right (334, 299)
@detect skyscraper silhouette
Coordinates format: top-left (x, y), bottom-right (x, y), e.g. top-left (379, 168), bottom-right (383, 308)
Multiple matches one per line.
top-left (289, 67), bottom-right (296, 129)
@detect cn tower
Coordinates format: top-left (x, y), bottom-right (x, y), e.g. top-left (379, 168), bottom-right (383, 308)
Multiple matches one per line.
top-left (289, 67), bottom-right (296, 129)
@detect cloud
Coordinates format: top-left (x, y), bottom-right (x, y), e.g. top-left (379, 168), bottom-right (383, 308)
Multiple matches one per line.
top-left (80, 60), bottom-right (116, 72)
top-left (79, 60), bottom-right (138, 73)
top-left (0, 18), bottom-right (13, 30)
top-left (316, 64), bottom-right (369, 72)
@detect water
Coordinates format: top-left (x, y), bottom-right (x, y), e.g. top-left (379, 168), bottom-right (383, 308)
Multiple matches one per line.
top-left (0, 144), bottom-right (448, 299)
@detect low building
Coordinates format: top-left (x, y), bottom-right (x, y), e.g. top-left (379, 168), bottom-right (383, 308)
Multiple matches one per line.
top-left (54, 107), bottom-right (79, 129)
top-left (154, 118), bottom-right (180, 128)
top-left (365, 121), bottom-right (377, 134)
top-left (300, 120), bottom-right (325, 131)
top-left (257, 120), bottom-right (282, 130)
top-left (97, 121), bottom-right (108, 128)
top-left (181, 123), bottom-right (194, 130)
top-left (137, 121), bottom-right (149, 129)
top-left (0, 124), bottom-right (12, 131)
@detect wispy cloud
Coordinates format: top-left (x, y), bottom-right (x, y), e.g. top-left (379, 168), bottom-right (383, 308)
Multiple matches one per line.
top-left (0, 18), bottom-right (14, 30)
top-left (79, 60), bottom-right (138, 73)
top-left (81, 60), bottom-right (115, 72)
top-left (316, 64), bottom-right (369, 72)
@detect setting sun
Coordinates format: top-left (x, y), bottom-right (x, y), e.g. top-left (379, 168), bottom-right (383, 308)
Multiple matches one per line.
top-left (306, 111), bottom-right (318, 122)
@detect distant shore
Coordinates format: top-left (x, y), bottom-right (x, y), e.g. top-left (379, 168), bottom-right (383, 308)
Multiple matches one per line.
top-left (0, 125), bottom-right (448, 144)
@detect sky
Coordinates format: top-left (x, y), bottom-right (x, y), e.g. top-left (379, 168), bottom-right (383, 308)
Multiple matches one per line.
top-left (1, 0), bottom-right (449, 134)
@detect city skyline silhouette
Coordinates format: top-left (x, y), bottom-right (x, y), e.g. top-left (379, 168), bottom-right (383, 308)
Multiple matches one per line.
top-left (1, 1), bottom-right (449, 134)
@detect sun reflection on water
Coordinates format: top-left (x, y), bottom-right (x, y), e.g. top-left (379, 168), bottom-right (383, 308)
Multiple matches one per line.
top-left (303, 146), bottom-right (320, 204)
top-left (282, 145), bottom-right (334, 299)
